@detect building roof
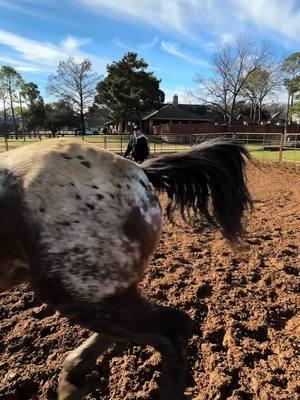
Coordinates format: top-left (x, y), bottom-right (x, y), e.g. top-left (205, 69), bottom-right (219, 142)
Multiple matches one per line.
top-left (143, 103), bottom-right (213, 121)
top-left (103, 96), bottom-right (222, 125)
top-left (270, 111), bottom-right (287, 122)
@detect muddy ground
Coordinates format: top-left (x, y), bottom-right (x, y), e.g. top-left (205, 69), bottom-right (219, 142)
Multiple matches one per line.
top-left (0, 161), bottom-right (299, 400)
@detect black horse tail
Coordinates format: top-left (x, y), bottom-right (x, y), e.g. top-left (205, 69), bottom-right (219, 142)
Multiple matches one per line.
top-left (141, 139), bottom-right (253, 242)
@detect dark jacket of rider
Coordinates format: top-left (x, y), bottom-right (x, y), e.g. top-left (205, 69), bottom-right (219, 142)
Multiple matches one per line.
top-left (124, 130), bottom-right (149, 164)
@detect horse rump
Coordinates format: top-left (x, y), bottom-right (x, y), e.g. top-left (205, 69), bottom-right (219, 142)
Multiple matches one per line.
top-left (142, 139), bottom-right (253, 241)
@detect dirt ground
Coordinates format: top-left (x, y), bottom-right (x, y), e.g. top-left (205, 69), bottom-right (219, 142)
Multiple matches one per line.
top-left (0, 161), bottom-right (299, 400)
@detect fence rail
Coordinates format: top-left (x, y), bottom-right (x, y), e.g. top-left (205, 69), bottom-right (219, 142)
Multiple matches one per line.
top-left (0, 131), bottom-right (299, 163)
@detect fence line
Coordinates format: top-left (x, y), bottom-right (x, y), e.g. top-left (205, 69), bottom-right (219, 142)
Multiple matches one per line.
top-left (0, 131), bottom-right (299, 163)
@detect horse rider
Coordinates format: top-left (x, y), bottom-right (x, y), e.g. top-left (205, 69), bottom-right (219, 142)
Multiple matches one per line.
top-left (124, 125), bottom-right (149, 164)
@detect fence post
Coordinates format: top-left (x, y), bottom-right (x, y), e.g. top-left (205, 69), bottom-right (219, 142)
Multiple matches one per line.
top-left (104, 137), bottom-right (107, 150)
top-left (279, 129), bottom-right (284, 162)
top-left (190, 134), bottom-right (192, 147)
top-left (232, 131), bottom-right (237, 142)
top-left (4, 136), bottom-right (8, 151)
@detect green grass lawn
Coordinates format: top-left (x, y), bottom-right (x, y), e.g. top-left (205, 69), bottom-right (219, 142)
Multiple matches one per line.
top-left (247, 143), bottom-right (300, 162)
top-left (1, 135), bottom-right (299, 162)
top-left (251, 149), bottom-right (300, 162)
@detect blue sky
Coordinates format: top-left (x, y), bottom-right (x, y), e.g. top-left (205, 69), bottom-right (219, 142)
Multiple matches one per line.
top-left (0, 0), bottom-right (299, 103)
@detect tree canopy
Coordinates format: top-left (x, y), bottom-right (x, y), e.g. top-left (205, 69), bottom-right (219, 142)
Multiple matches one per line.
top-left (20, 82), bottom-right (40, 106)
top-left (282, 52), bottom-right (300, 122)
top-left (0, 66), bottom-right (23, 132)
top-left (44, 99), bottom-right (79, 132)
top-left (95, 52), bottom-right (165, 128)
top-left (242, 66), bottom-right (281, 124)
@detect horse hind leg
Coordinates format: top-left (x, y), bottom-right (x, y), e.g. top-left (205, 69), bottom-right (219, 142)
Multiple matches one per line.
top-left (57, 287), bottom-right (193, 400)
top-left (108, 298), bottom-right (193, 400)
top-left (0, 169), bottom-right (29, 291)
top-left (152, 307), bottom-right (192, 400)
top-left (159, 331), bottom-right (190, 400)
top-left (58, 333), bottom-right (114, 400)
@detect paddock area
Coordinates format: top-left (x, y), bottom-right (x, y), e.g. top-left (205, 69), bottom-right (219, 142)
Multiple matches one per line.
top-left (0, 133), bottom-right (300, 163)
top-left (0, 161), bottom-right (299, 400)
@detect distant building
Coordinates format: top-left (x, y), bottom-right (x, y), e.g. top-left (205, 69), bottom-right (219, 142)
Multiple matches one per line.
top-left (266, 111), bottom-right (288, 126)
top-left (104, 95), bottom-right (221, 134)
top-left (142, 94), bottom-right (216, 133)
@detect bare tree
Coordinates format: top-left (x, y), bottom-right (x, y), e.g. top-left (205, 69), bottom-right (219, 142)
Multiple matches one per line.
top-left (195, 36), bottom-right (271, 126)
top-left (47, 57), bottom-right (100, 133)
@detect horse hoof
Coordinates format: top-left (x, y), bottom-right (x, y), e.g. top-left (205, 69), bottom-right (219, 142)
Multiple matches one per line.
top-left (58, 379), bottom-right (91, 400)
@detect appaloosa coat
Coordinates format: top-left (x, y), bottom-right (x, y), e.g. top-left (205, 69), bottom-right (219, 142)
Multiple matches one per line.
top-left (0, 138), bottom-right (252, 400)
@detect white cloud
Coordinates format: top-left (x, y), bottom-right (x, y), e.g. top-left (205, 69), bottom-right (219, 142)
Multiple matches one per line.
top-left (0, 0), bottom-right (44, 18)
top-left (204, 41), bottom-right (218, 49)
top-left (161, 41), bottom-right (208, 66)
top-left (76, 0), bottom-right (230, 41)
top-left (77, 0), bottom-right (191, 36)
top-left (0, 30), bottom-right (63, 65)
top-left (0, 55), bottom-right (42, 72)
top-left (0, 0), bottom-right (81, 27)
top-left (220, 32), bottom-right (235, 45)
top-left (61, 35), bottom-right (92, 51)
top-left (0, 29), bottom-right (109, 74)
top-left (113, 36), bottom-right (159, 52)
top-left (77, 0), bottom-right (300, 44)
top-left (113, 38), bottom-right (132, 51)
top-left (17, 65), bottom-right (42, 72)
top-left (231, 0), bottom-right (300, 41)
top-left (140, 37), bottom-right (159, 50)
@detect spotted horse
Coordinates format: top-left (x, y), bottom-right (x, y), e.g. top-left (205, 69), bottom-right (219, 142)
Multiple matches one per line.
top-left (0, 138), bottom-right (252, 400)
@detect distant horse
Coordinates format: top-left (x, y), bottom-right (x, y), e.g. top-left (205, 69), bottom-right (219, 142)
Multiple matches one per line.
top-left (0, 138), bottom-right (252, 400)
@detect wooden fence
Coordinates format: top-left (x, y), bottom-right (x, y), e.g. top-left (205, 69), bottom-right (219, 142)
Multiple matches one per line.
top-left (0, 131), bottom-right (299, 163)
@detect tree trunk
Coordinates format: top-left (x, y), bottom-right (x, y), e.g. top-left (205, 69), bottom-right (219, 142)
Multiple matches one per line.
top-left (290, 92), bottom-right (294, 123)
top-left (229, 97), bottom-right (236, 128)
top-left (286, 91), bottom-right (291, 125)
top-left (258, 101), bottom-right (262, 125)
top-left (19, 94), bottom-right (25, 131)
top-left (253, 104), bottom-right (257, 125)
top-left (118, 121), bottom-right (123, 134)
top-left (9, 88), bottom-right (17, 134)
top-left (79, 100), bottom-right (85, 134)
top-left (223, 93), bottom-right (229, 126)
top-left (79, 88), bottom-right (85, 134)
top-left (80, 110), bottom-right (85, 133)
top-left (2, 99), bottom-right (8, 132)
